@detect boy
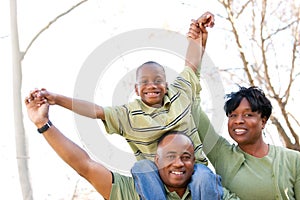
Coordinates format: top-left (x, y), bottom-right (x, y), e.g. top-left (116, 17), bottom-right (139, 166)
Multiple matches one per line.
top-left (31, 12), bottom-right (222, 199)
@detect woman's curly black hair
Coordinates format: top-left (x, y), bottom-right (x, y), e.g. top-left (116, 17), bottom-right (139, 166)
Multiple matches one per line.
top-left (224, 86), bottom-right (272, 120)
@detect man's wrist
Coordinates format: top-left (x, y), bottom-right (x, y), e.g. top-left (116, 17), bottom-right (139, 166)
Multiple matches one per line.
top-left (37, 120), bottom-right (52, 134)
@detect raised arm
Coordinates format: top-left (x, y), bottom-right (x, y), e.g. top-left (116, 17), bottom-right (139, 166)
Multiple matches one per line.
top-left (24, 96), bottom-right (112, 199)
top-left (30, 88), bottom-right (105, 120)
top-left (185, 12), bottom-right (214, 72)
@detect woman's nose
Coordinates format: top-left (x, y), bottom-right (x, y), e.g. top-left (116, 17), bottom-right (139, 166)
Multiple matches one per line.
top-left (234, 115), bottom-right (245, 124)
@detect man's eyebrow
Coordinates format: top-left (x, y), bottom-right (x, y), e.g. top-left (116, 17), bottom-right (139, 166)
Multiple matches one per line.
top-left (182, 152), bottom-right (192, 156)
top-left (165, 151), bottom-right (192, 156)
top-left (166, 151), bottom-right (176, 154)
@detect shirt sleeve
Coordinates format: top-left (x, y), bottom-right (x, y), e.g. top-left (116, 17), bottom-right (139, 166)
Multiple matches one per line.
top-left (109, 172), bottom-right (139, 200)
top-left (175, 66), bottom-right (201, 98)
top-left (293, 151), bottom-right (300, 199)
top-left (222, 187), bottom-right (241, 200)
top-left (102, 105), bottom-right (128, 135)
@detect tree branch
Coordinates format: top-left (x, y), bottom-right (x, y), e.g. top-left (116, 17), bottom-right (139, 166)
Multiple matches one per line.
top-left (22, 0), bottom-right (89, 60)
top-left (270, 116), bottom-right (300, 151)
top-left (236, 0), bottom-right (251, 18)
top-left (264, 20), bottom-right (298, 41)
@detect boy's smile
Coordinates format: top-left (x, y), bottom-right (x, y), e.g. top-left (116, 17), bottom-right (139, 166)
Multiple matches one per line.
top-left (135, 63), bottom-right (168, 108)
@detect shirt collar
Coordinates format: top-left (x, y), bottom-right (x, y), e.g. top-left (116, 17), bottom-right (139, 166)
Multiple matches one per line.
top-left (137, 96), bottom-right (171, 113)
top-left (164, 185), bottom-right (191, 200)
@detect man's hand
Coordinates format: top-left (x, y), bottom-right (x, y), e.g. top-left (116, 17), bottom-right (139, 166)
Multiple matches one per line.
top-left (187, 12), bottom-right (215, 49)
top-left (185, 12), bottom-right (215, 71)
top-left (25, 93), bottom-right (49, 128)
top-left (198, 11), bottom-right (215, 28)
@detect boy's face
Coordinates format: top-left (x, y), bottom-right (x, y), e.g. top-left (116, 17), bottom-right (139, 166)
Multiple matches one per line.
top-left (135, 63), bottom-right (168, 108)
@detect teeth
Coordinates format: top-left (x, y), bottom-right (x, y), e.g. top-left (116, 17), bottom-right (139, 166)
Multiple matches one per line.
top-left (146, 92), bottom-right (159, 96)
top-left (234, 129), bottom-right (246, 135)
top-left (235, 129), bottom-right (245, 132)
top-left (171, 171), bottom-right (183, 175)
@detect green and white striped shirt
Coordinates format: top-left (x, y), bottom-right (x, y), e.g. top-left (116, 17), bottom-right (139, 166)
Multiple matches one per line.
top-left (103, 67), bottom-right (207, 164)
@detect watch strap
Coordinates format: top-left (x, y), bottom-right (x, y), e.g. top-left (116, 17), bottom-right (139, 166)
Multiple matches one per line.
top-left (37, 120), bottom-right (52, 134)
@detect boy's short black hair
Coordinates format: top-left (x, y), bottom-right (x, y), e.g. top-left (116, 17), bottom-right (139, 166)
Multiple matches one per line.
top-left (224, 86), bottom-right (272, 120)
top-left (136, 61), bottom-right (165, 80)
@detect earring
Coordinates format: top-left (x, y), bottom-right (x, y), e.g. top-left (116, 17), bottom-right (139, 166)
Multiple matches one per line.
top-left (262, 130), bottom-right (266, 137)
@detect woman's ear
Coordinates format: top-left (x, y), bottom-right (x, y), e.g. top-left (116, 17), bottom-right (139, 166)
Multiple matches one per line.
top-left (261, 117), bottom-right (267, 129)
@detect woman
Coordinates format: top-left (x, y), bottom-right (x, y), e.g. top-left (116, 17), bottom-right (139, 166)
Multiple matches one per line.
top-left (197, 86), bottom-right (300, 199)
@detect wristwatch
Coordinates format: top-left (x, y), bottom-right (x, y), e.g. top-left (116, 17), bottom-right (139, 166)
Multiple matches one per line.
top-left (37, 120), bottom-right (52, 134)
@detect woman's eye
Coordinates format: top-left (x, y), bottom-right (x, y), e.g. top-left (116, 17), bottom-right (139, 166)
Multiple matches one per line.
top-left (228, 114), bottom-right (236, 118)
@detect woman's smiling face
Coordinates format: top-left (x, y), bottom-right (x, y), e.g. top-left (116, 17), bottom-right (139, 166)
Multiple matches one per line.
top-left (227, 98), bottom-right (267, 147)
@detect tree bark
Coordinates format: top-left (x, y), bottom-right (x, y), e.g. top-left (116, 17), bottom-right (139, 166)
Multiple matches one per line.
top-left (10, 0), bottom-right (33, 199)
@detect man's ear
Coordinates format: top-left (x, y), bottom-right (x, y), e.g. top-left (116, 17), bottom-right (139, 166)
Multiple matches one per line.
top-left (154, 154), bottom-right (159, 166)
top-left (135, 84), bottom-right (139, 96)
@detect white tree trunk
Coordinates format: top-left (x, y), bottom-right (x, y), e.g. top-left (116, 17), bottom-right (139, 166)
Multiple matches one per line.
top-left (10, 0), bottom-right (33, 199)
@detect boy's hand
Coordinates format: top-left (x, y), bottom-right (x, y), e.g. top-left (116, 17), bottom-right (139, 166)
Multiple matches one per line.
top-left (27, 88), bottom-right (48, 107)
top-left (38, 88), bottom-right (56, 105)
top-left (185, 12), bottom-right (214, 71)
top-left (198, 11), bottom-right (215, 28)
top-left (27, 88), bottom-right (56, 105)
top-left (187, 12), bottom-right (214, 48)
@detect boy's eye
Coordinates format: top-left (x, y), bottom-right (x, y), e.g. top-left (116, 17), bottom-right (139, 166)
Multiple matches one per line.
top-left (138, 79), bottom-right (165, 86)
top-left (140, 80), bottom-right (148, 84)
top-left (154, 80), bottom-right (163, 84)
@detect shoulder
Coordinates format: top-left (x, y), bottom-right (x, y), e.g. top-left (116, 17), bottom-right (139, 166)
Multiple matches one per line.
top-left (104, 100), bottom-right (142, 113)
top-left (110, 172), bottom-right (139, 199)
top-left (179, 66), bottom-right (199, 79)
top-left (272, 145), bottom-right (299, 155)
top-left (271, 145), bottom-right (300, 162)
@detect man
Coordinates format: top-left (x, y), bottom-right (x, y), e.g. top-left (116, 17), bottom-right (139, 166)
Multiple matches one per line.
top-left (25, 96), bottom-right (199, 199)
top-left (27, 12), bottom-right (222, 199)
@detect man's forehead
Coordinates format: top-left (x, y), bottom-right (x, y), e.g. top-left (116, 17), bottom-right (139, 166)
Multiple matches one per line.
top-left (160, 134), bottom-right (191, 144)
top-left (164, 149), bottom-right (192, 155)
top-left (158, 134), bottom-right (193, 152)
